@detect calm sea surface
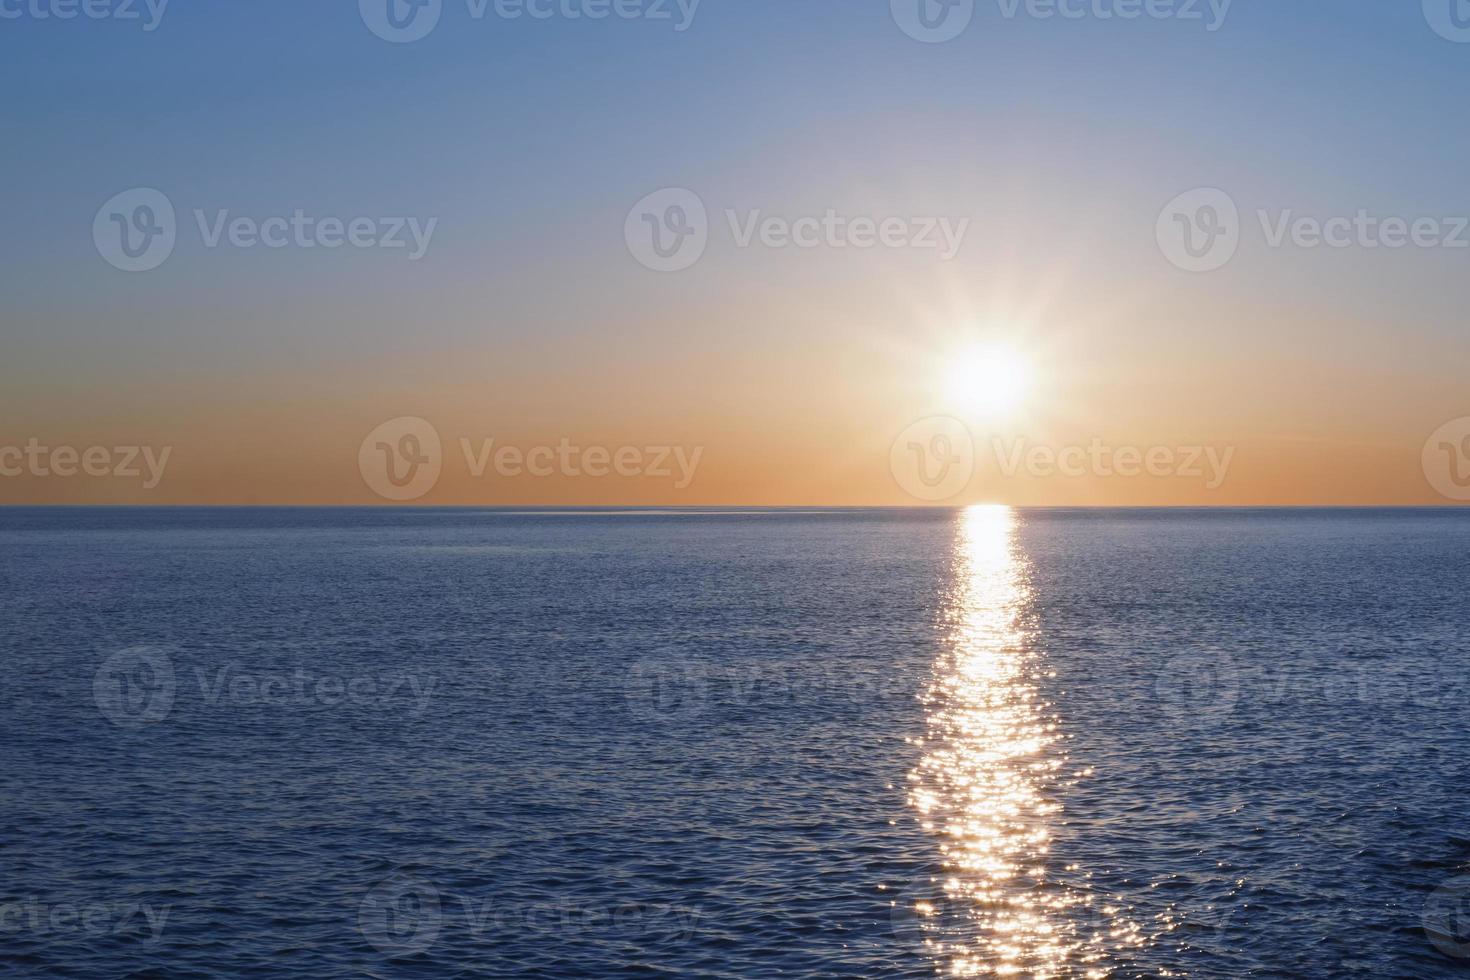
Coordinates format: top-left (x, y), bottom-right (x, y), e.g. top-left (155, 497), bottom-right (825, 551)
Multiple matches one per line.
top-left (3, 507), bottom-right (1469, 978)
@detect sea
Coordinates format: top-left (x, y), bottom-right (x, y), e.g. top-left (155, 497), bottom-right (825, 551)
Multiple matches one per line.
top-left (2, 506), bottom-right (1468, 978)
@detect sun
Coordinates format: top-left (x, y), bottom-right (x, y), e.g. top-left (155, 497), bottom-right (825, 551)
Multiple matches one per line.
top-left (944, 343), bottom-right (1033, 417)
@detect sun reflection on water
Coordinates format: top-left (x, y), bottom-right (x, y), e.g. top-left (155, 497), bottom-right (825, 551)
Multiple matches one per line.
top-left (905, 506), bottom-right (1138, 978)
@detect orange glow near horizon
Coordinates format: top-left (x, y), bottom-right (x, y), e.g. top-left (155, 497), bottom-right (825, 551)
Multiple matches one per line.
top-left (0, 281), bottom-right (1464, 506)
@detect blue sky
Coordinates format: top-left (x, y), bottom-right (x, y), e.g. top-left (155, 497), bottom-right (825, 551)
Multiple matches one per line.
top-left (2, 0), bottom-right (1468, 503)
top-left (5, 1), bottom-right (1467, 341)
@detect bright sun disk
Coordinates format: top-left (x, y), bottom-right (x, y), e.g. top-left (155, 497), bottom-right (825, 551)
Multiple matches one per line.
top-left (945, 344), bottom-right (1032, 416)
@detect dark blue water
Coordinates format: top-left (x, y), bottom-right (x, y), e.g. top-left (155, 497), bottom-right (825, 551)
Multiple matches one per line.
top-left (2, 507), bottom-right (1468, 978)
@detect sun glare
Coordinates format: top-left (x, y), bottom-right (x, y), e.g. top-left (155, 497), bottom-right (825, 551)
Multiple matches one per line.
top-left (945, 344), bottom-right (1033, 417)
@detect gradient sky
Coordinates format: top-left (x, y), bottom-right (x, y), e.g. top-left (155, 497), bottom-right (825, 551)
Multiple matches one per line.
top-left (2, 0), bottom-right (1468, 505)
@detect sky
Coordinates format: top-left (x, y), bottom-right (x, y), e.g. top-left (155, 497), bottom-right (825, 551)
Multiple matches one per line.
top-left (2, 0), bottom-right (1468, 505)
